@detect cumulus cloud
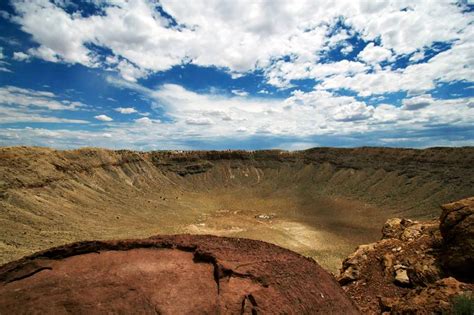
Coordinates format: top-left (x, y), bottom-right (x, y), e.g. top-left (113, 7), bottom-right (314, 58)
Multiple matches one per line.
top-left (357, 43), bottom-right (393, 64)
top-left (13, 51), bottom-right (30, 61)
top-left (3, 1), bottom-right (473, 148)
top-left (340, 44), bottom-right (354, 54)
top-left (266, 59), bottom-right (368, 88)
top-left (115, 107), bottom-right (137, 114)
top-left (94, 114), bottom-right (113, 122)
top-left (402, 94), bottom-right (434, 110)
top-left (114, 59), bottom-right (149, 82)
top-left (409, 50), bottom-right (425, 63)
top-left (321, 38), bottom-right (474, 97)
top-left (333, 102), bottom-right (374, 122)
top-left (105, 80), bottom-right (473, 143)
top-left (11, 0), bottom-right (472, 91)
top-left (1, 84), bottom-right (472, 149)
top-left (134, 117), bottom-right (155, 125)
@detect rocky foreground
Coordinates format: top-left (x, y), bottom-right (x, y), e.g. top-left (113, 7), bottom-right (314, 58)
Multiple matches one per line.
top-left (0, 185), bottom-right (472, 314)
top-left (338, 197), bottom-right (474, 314)
top-left (0, 234), bottom-right (359, 314)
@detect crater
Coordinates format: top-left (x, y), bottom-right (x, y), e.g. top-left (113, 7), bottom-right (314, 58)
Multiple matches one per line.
top-left (0, 146), bottom-right (473, 273)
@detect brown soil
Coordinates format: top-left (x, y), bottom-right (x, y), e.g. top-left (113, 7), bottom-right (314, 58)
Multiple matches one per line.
top-left (0, 234), bottom-right (359, 314)
top-left (1, 146), bottom-right (473, 273)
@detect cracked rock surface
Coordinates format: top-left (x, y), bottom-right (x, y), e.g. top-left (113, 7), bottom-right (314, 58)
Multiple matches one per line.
top-left (0, 234), bottom-right (358, 314)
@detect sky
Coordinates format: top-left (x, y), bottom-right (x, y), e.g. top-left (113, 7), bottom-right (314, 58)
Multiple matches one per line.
top-left (0, 0), bottom-right (473, 150)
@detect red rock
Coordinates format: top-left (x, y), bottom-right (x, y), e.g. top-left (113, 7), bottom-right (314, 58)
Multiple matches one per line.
top-left (0, 235), bottom-right (359, 314)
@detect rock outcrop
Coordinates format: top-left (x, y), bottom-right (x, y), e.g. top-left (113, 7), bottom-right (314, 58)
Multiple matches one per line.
top-left (439, 197), bottom-right (474, 281)
top-left (0, 234), bottom-right (359, 314)
top-left (338, 197), bottom-right (474, 314)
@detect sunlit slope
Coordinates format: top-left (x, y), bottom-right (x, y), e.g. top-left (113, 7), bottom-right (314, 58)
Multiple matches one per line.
top-left (1, 146), bottom-right (472, 272)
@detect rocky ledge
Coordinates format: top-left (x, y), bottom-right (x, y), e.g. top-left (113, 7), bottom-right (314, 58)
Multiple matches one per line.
top-left (0, 234), bottom-right (359, 314)
top-left (338, 197), bottom-right (474, 314)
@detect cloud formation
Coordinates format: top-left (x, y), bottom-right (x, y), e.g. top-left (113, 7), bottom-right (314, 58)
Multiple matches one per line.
top-left (12, 51), bottom-right (30, 61)
top-left (94, 114), bottom-right (113, 122)
top-left (10, 0), bottom-right (472, 96)
top-left (1, 1), bottom-right (472, 149)
top-left (102, 80), bottom-right (473, 143)
top-left (0, 86), bottom-right (84, 110)
top-left (115, 107), bottom-right (137, 114)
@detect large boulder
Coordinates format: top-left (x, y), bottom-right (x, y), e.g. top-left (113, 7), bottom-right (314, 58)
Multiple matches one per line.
top-left (439, 197), bottom-right (474, 281)
top-left (0, 235), bottom-right (359, 314)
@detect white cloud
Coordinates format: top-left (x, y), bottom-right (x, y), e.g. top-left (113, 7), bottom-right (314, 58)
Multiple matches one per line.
top-left (357, 43), bottom-right (393, 64)
top-left (347, 2), bottom-right (470, 55)
top-left (3, 1), bottom-right (472, 148)
top-left (231, 89), bottom-right (249, 97)
top-left (106, 80), bottom-right (473, 142)
top-left (94, 114), bottom-right (113, 122)
top-left (266, 59), bottom-right (368, 88)
top-left (114, 59), bottom-right (149, 82)
top-left (0, 48), bottom-right (11, 72)
top-left (0, 85), bottom-right (90, 124)
top-left (333, 101), bottom-right (374, 121)
top-left (185, 117), bottom-right (213, 125)
top-left (409, 50), bottom-right (425, 63)
top-left (0, 86), bottom-right (84, 110)
top-left (321, 37), bottom-right (474, 96)
top-left (27, 46), bottom-right (60, 62)
top-left (0, 65), bottom-right (11, 73)
top-left (402, 94), bottom-right (434, 110)
top-left (0, 105), bottom-right (88, 124)
top-left (115, 107), bottom-right (137, 114)
top-left (12, 51), bottom-right (30, 61)
top-left (134, 117), bottom-right (154, 125)
top-left (1, 83), bottom-right (472, 149)
top-left (11, 0), bottom-right (471, 90)
top-left (340, 44), bottom-right (353, 54)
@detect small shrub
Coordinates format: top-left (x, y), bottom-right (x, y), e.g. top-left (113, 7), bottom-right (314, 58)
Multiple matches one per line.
top-left (451, 293), bottom-right (474, 315)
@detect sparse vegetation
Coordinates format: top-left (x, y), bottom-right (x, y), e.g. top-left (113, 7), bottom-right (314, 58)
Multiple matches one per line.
top-left (451, 293), bottom-right (474, 315)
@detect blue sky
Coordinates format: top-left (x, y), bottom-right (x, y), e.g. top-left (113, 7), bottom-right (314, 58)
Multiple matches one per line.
top-left (0, 0), bottom-right (473, 150)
